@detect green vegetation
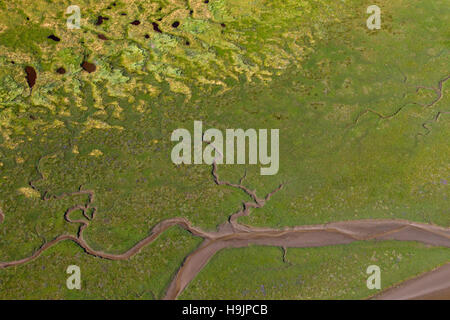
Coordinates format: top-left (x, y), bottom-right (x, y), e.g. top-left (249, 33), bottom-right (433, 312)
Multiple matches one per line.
top-left (0, 0), bottom-right (449, 299)
top-left (0, 227), bottom-right (201, 299)
top-left (181, 242), bottom-right (450, 299)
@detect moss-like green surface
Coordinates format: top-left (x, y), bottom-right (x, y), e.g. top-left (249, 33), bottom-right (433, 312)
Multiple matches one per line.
top-left (0, 0), bottom-right (449, 299)
top-left (0, 227), bottom-right (201, 299)
top-left (181, 242), bottom-right (450, 299)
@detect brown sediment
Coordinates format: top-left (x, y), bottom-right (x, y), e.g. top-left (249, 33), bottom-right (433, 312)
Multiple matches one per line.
top-left (97, 34), bottom-right (108, 40)
top-left (416, 75), bottom-right (450, 108)
top-left (3, 161), bottom-right (450, 299)
top-left (345, 73), bottom-right (450, 144)
top-left (414, 74), bottom-right (450, 140)
top-left (163, 219), bottom-right (450, 300)
top-left (47, 34), bottom-right (60, 42)
top-left (0, 185), bottom-right (213, 269)
top-left (56, 67), bottom-right (66, 74)
top-left (417, 287), bottom-right (450, 300)
top-left (152, 22), bottom-right (162, 33)
top-left (210, 160), bottom-right (284, 227)
top-left (349, 73), bottom-right (449, 130)
top-left (2, 145), bottom-right (450, 299)
top-left (416, 110), bottom-right (450, 139)
top-left (373, 263), bottom-right (450, 300)
top-left (24, 66), bottom-right (36, 90)
top-left (81, 61), bottom-right (96, 73)
top-left (0, 207), bottom-right (4, 224)
top-left (95, 16), bottom-right (109, 26)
